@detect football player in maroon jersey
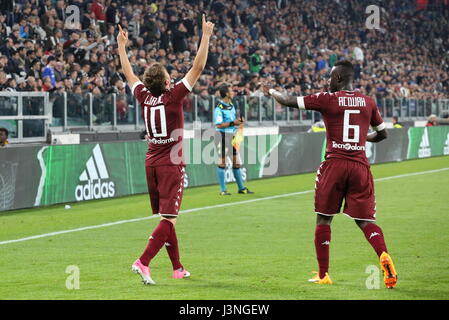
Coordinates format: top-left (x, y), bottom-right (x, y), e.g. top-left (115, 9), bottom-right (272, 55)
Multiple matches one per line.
top-left (264, 60), bottom-right (397, 289)
top-left (117, 15), bottom-right (214, 285)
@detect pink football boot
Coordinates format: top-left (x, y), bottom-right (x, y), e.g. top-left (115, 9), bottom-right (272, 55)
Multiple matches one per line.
top-left (173, 268), bottom-right (191, 279)
top-left (131, 259), bottom-right (156, 285)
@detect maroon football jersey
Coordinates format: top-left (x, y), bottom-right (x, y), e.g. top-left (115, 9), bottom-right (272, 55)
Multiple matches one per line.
top-left (298, 90), bottom-right (385, 166)
top-left (132, 78), bottom-right (192, 167)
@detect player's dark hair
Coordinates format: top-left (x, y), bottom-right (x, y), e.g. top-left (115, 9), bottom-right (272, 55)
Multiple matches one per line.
top-left (334, 60), bottom-right (354, 83)
top-left (219, 83), bottom-right (231, 98)
top-left (143, 63), bottom-right (168, 97)
top-left (0, 127), bottom-right (9, 137)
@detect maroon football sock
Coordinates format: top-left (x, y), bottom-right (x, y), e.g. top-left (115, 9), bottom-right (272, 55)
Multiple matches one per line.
top-left (314, 224), bottom-right (331, 279)
top-left (362, 223), bottom-right (388, 257)
top-left (165, 227), bottom-right (183, 270)
top-left (139, 219), bottom-right (173, 266)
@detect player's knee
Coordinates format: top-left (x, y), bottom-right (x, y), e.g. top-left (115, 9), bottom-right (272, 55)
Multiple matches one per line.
top-left (161, 216), bottom-right (177, 226)
top-left (355, 220), bottom-right (373, 229)
top-left (217, 165), bottom-right (226, 169)
top-left (232, 164), bottom-right (241, 169)
top-left (316, 214), bottom-right (333, 225)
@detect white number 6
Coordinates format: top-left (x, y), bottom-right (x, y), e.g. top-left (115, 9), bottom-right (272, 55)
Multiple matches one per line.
top-left (343, 109), bottom-right (360, 143)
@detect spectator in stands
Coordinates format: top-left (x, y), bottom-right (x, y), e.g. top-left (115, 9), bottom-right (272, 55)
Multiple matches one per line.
top-left (42, 56), bottom-right (56, 89)
top-left (0, 0), bottom-right (447, 104)
top-left (308, 120), bottom-right (326, 133)
top-left (0, 128), bottom-right (9, 147)
top-left (426, 114), bottom-right (438, 126)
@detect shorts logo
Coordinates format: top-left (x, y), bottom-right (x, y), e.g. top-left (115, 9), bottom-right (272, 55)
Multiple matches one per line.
top-left (332, 141), bottom-right (366, 151)
top-left (75, 144), bottom-right (115, 201)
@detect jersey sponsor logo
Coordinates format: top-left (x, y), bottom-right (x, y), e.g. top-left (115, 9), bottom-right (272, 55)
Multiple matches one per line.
top-left (444, 133), bottom-right (449, 155)
top-left (75, 144), bottom-right (115, 201)
top-left (338, 96), bottom-right (366, 107)
top-left (148, 137), bottom-right (175, 144)
top-left (418, 128), bottom-right (431, 158)
top-left (332, 141), bottom-right (366, 151)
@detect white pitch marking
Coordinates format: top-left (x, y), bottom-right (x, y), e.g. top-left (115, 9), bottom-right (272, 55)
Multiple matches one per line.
top-left (1, 167), bottom-right (448, 245)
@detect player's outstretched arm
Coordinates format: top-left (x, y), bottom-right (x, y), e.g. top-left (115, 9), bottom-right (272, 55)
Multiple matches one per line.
top-left (367, 129), bottom-right (387, 143)
top-left (264, 86), bottom-right (299, 108)
top-left (117, 24), bottom-right (140, 89)
top-left (184, 14), bottom-right (214, 88)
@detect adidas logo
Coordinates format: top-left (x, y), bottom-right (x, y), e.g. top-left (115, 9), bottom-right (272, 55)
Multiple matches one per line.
top-left (444, 133), bottom-right (449, 155)
top-left (369, 232), bottom-right (380, 239)
top-left (75, 144), bottom-right (115, 201)
top-left (418, 128), bottom-right (431, 158)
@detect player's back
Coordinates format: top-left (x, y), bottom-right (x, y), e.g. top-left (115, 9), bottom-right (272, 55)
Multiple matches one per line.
top-left (132, 78), bottom-right (192, 167)
top-left (299, 90), bottom-right (385, 166)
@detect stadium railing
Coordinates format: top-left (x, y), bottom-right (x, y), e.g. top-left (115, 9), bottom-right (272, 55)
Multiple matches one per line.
top-left (1, 92), bottom-right (447, 142)
top-left (0, 92), bottom-right (51, 143)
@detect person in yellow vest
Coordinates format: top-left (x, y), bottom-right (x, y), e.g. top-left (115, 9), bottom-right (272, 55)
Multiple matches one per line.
top-left (309, 120), bottom-right (326, 133)
top-left (392, 116), bottom-right (403, 128)
top-left (0, 127), bottom-right (9, 147)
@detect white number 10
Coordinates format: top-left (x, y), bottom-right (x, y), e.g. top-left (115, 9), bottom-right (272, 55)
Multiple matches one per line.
top-left (343, 109), bottom-right (360, 143)
top-left (145, 105), bottom-right (167, 137)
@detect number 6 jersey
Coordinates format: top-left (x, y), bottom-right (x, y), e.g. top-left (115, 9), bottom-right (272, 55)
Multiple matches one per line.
top-left (297, 90), bottom-right (385, 166)
top-left (132, 78), bottom-right (192, 167)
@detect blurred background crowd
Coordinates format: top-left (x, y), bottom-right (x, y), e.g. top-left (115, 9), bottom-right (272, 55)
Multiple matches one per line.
top-left (0, 0), bottom-right (448, 103)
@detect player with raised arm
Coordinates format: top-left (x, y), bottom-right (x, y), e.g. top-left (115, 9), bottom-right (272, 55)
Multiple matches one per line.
top-left (117, 15), bottom-right (214, 285)
top-left (264, 60), bottom-right (398, 289)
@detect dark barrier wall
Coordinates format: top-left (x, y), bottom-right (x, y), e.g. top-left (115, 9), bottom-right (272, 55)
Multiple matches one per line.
top-left (1, 127), bottom-right (448, 212)
top-left (0, 146), bottom-right (43, 211)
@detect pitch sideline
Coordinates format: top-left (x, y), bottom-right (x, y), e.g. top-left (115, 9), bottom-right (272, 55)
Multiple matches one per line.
top-left (1, 167), bottom-right (448, 245)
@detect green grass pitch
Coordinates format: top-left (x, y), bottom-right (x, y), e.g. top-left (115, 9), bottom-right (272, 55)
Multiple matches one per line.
top-left (1, 156), bottom-right (448, 300)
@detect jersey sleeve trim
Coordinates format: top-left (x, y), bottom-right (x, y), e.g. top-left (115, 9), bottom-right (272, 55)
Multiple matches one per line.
top-left (131, 81), bottom-right (144, 96)
top-left (297, 96), bottom-right (306, 109)
top-left (181, 78), bottom-right (193, 92)
top-left (373, 122), bottom-right (386, 131)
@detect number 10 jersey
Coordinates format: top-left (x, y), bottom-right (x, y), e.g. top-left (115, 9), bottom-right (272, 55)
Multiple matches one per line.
top-left (132, 78), bottom-right (192, 167)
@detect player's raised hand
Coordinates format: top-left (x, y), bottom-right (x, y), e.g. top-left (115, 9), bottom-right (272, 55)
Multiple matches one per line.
top-left (117, 24), bottom-right (128, 47)
top-left (202, 14), bottom-right (214, 37)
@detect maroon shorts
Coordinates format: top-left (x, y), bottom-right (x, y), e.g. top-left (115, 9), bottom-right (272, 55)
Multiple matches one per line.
top-left (314, 158), bottom-right (376, 221)
top-left (146, 165), bottom-right (185, 217)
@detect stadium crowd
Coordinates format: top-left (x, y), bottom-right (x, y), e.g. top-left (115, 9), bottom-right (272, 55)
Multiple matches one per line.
top-left (0, 0), bottom-right (448, 104)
